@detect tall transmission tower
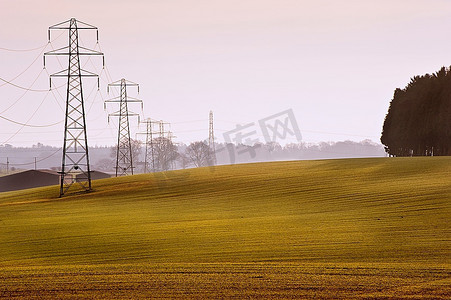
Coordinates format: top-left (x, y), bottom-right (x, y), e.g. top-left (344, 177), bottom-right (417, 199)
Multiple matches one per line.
top-left (208, 110), bottom-right (217, 165)
top-left (137, 118), bottom-right (157, 173)
top-left (44, 18), bottom-right (104, 197)
top-left (105, 79), bottom-right (142, 177)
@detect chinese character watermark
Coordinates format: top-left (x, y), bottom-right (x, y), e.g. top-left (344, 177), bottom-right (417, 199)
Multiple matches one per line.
top-left (259, 109), bottom-right (302, 144)
top-left (220, 109), bottom-right (302, 164)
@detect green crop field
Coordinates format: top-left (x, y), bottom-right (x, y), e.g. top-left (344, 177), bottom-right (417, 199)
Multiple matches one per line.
top-left (0, 157), bottom-right (450, 299)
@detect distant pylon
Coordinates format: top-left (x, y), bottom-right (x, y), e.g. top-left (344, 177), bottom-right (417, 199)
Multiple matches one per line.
top-left (154, 120), bottom-right (170, 171)
top-left (105, 79), bottom-right (142, 177)
top-left (158, 120), bottom-right (170, 139)
top-left (167, 130), bottom-right (177, 170)
top-left (44, 18), bottom-right (104, 197)
top-left (208, 110), bottom-right (217, 165)
top-left (137, 118), bottom-right (157, 173)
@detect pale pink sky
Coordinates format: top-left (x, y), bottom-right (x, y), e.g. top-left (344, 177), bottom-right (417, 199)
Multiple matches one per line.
top-left (1, 0), bottom-right (451, 146)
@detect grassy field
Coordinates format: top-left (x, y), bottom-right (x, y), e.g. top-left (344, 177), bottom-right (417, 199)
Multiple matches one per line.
top-left (0, 157), bottom-right (449, 299)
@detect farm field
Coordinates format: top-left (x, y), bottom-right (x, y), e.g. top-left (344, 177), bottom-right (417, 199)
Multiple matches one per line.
top-left (0, 157), bottom-right (450, 299)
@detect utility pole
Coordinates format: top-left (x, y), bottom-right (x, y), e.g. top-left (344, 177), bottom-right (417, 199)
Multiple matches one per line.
top-left (44, 18), bottom-right (104, 197)
top-left (105, 79), bottom-right (142, 177)
top-left (137, 118), bottom-right (158, 173)
top-left (6, 157), bottom-right (9, 174)
top-left (34, 157), bottom-right (37, 170)
top-left (208, 110), bottom-right (216, 165)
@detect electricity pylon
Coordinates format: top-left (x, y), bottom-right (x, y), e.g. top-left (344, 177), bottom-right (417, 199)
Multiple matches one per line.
top-left (158, 120), bottom-right (170, 139)
top-left (156, 120), bottom-right (171, 171)
top-left (208, 110), bottom-right (217, 165)
top-left (167, 130), bottom-right (177, 170)
top-left (44, 18), bottom-right (104, 197)
top-left (137, 118), bottom-right (157, 173)
top-left (105, 79), bottom-right (142, 177)
top-left (147, 120), bottom-right (171, 172)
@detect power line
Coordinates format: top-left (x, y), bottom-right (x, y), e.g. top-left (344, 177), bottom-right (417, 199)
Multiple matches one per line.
top-left (0, 68), bottom-right (46, 114)
top-left (0, 148), bottom-right (61, 166)
top-left (172, 119), bottom-right (206, 124)
top-left (0, 44), bottom-right (48, 89)
top-left (0, 43), bottom-right (48, 52)
top-left (0, 68), bottom-right (66, 116)
top-left (0, 126), bottom-right (112, 135)
top-left (1, 90), bottom-right (52, 144)
top-left (0, 31), bottom-right (66, 90)
top-left (47, 82), bottom-right (66, 113)
top-left (0, 68), bottom-right (48, 92)
top-left (0, 114), bottom-right (62, 128)
top-left (96, 42), bottom-right (115, 83)
top-left (0, 34), bottom-right (65, 52)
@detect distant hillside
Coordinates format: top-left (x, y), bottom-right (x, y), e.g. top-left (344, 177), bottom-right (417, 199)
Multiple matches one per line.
top-left (0, 140), bottom-right (385, 173)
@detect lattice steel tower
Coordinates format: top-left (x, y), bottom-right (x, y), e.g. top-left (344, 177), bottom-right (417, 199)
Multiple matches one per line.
top-left (44, 18), bottom-right (104, 197)
top-left (105, 79), bottom-right (142, 177)
top-left (137, 118), bottom-right (156, 173)
top-left (208, 110), bottom-right (217, 165)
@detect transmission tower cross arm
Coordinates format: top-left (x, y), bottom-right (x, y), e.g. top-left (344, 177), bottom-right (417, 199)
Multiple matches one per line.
top-left (44, 18), bottom-right (104, 71)
top-left (48, 18), bottom-right (99, 41)
top-left (108, 111), bottom-right (141, 122)
top-left (104, 98), bottom-right (143, 110)
top-left (44, 48), bottom-right (104, 69)
top-left (107, 79), bottom-right (140, 94)
top-left (104, 96), bottom-right (143, 103)
top-left (44, 46), bottom-right (103, 56)
top-left (105, 95), bottom-right (142, 100)
top-left (105, 79), bottom-right (143, 110)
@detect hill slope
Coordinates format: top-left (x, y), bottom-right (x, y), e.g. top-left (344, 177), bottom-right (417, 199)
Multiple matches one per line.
top-left (0, 157), bottom-right (450, 265)
top-left (0, 157), bottom-right (450, 298)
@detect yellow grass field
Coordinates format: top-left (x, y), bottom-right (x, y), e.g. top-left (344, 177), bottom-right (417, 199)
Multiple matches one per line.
top-left (0, 157), bottom-right (450, 299)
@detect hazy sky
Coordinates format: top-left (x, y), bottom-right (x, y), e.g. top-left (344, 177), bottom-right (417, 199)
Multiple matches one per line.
top-left (1, 0), bottom-right (451, 147)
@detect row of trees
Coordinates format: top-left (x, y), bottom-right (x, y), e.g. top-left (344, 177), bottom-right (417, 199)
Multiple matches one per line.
top-left (97, 138), bottom-right (215, 173)
top-left (381, 66), bottom-right (451, 156)
top-left (93, 139), bottom-right (384, 173)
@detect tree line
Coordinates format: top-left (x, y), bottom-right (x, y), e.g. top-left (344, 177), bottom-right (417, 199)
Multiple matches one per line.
top-left (0, 139), bottom-right (385, 173)
top-left (381, 66), bottom-right (451, 156)
top-left (97, 139), bottom-right (384, 172)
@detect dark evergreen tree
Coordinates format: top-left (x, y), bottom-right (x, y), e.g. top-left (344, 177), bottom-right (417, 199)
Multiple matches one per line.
top-left (381, 67), bottom-right (451, 156)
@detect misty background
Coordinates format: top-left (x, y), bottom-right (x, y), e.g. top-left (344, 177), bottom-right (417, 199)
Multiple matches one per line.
top-left (1, 0), bottom-right (450, 170)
